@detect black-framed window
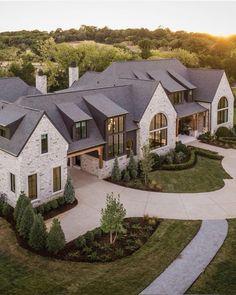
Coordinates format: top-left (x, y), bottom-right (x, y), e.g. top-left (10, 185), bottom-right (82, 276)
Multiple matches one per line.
top-left (107, 116), bottom-right (125, 158)
top-left (10, 173), bottom-right (15, 193)
top-left (217, 97), bottom-right (228, 125)
top-left (41, 134), bottom-right (48, 154)
top-left (53, 166), bottom-right (61, 192)
top-left (28, 174), bottom-right (37, 199)
top-left (149, 113), bottom-right (168, 149)
top-left (169, 91), bottom-right (184, 105)
top-left (73, 121), bottom-right (87, 140)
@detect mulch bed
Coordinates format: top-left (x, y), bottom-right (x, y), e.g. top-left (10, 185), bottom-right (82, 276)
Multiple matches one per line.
top-left (42, 199), bottom-right (78, 220)
top-left (106, 178), bottom-right (162, 192)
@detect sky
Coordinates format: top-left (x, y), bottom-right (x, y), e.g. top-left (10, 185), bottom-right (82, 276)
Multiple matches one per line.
top-left (0, 1), bottom-right (236, 36)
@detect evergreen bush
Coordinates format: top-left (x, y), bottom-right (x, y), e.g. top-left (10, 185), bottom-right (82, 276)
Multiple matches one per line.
top-left (127, 150), bottom-right (138, 179)
top-left (64, 178), bottom-right (75, 204)
top-left (111, 156), bottom-right (121, 181)
top-left (29, 214), bottom-right (47, 251)
top-left (47, 219), bottom-right (66, 254)
top-left (19, 204), bottom-right (35, 239)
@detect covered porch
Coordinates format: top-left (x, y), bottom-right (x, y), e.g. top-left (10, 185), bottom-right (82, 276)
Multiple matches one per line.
top-left (175, 102), bottom-right (209, 141)
top-left (67, 145), bottom-right (104, 176)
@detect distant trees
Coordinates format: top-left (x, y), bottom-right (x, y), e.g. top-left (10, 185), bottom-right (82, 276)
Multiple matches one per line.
top-left (138, 38), bottom-right (152, 59)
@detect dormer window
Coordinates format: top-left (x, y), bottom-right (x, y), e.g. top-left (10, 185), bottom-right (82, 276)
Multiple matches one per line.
top-left (73, 121), bottom-right (87, 140)
top-left (169, 91), bottom-right (184, 105)
top-left (0, 126), bottom-right (9, 139)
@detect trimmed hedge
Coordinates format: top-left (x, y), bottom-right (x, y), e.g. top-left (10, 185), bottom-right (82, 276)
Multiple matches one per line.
top-left (218, 137), bottom-right (236, 145)
top-left (161, 147), bottom-right (223, 171)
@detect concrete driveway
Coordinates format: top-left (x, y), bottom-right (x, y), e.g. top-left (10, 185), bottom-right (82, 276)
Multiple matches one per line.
top-left (46, 141), bottom-right (236, 241)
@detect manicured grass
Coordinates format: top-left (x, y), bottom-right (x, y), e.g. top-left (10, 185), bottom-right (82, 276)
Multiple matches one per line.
top-left (150, 156), bottom-right (231, 193)
top-left (0, 218), bottom-right (200, 295)
top-left (188, 219), bottom-right (236, 294)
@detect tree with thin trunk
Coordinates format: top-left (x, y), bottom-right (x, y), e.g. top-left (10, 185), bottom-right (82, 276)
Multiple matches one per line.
top-left (140, 145), bottom-right (154, 185)
top-left (100, 193), bottom-right (126, 244)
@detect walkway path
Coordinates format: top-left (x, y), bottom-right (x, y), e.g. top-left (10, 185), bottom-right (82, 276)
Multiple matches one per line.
top-left (139, 219), bottom-right (228, 295)
top-left (46, 141), bottom-right (236, 242)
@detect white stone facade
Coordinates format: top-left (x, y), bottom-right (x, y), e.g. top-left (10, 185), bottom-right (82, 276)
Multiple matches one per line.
top-left (210, 73), bottom-right (234, 134)
top-left (137, 83), bottom-right (177, 157)
top-left (36, 74), bottom-right (47, 94)
top-left (0, 115), bottom-right (68, 206)
top-left (80, 153), bottom-right (128, 179)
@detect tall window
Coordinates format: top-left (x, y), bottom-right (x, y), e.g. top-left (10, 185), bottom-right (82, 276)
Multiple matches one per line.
top-left (41, 134), bottom-right (48, 154)
top-left (28, 174), bottom-right (37, 199)
top-left (169, 92), bottom-right (184, 105)
top-left (10, 173), bottom-right (15, 193)
top-left (149, 113), bottom-right (168, 149)
top-left (53, 166), bottom-right (61, 192)
top-left (217, 97), bottom-right (228, 125)
top-left (107, 116), bottom-right (125, 158)
top-left (73, 121), bottom-right (87, 140)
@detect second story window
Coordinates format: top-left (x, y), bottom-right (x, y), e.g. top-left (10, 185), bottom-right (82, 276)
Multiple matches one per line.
top-left (10, 173), bottom-right (16, 193)
top-left (0, 126), bottom-right (9, 139)
top-left (41, 134), bottom-right (48, 154)
top-left (170, 92), bottom-right (184, 105)
top-left (73, 121), bottom-right (87, 140)
top-left (107, 116), bottom-right (125, 158)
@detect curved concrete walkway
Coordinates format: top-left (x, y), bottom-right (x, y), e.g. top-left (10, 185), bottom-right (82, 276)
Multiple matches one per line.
top-left (140, 219), bottom-right (228, 295)
top-left (46, 141), bottom-right (236, 241)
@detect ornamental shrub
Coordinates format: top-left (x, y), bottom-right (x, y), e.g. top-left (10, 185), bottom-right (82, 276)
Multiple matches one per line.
top-left (2, 202), bottom-right (12, 219)
top-left (111, 156), bottom-right (121, 182)
top-left (47, 219), bottom-right (66, 254)
top-left (15, 193), bottom-right (30, 230)
top-left (215, 127), bottom-right (234, 138)
top-left (29, 214), bottom-right (47, 251)
top-left (127, 150), bottom-right (138, 179)
top-left (64, 178), bottom-right (75, 204)
top-left (50, 199), bottom-right (58, 210)
top-left (175, 141), bottom-right (189, 155)
top-left (19, 204), bottom-right (35, 240)
top-left (75, 236), bottom-right (86, 248)
top-left (123, 169), bottom-right (130, 182)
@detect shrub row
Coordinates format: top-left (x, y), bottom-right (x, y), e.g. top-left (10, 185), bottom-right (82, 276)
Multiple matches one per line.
top-left (161, 149), bottom-right (197, 170)
top-left (218, 137), bottom-right (236, 145)
top-left (35, 196), bottom-right (67, 215)
top-left (161, 147), bottom-right (223, 170)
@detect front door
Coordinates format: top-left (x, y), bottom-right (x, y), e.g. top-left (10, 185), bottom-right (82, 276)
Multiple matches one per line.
top-left (75, 155), bottom-right (81, 167)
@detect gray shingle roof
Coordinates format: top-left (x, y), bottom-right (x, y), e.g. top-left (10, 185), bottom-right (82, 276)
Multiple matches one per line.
top-left (0, 101), bottom-right (44, 156)
top-left (0, 106), bottom-right (25, 127)
top-left (83, 93), bottom-right (128, 118)
top-left (0, 77), bottom-right (41, 102)
top-left (188, 69), bottom-right (224, 102)
top-left (167, 70), bottom-right (196, 90)
top-left (57, 102), bottom-right (92, 122)
top-left (174, 102), bottom-right (207, 118)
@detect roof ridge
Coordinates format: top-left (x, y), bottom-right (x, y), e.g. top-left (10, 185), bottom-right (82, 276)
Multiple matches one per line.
top-left (0, 99), bottom-right (42, 113)
top-left (112, 58), bottom-right (179, 65)
top-left (188, 68), bottom-right (224, 72)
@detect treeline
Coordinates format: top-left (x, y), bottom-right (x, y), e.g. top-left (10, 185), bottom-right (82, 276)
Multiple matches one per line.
top-left (0, 25), bottom-right (236, 89)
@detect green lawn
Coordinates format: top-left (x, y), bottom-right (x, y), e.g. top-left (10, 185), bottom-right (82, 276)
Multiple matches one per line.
top-left (150, 156), bottom-right (231, 193)
top-left (188, 219), bottom-right (236, 294)
top-left (0, 218), bottom-right (200, 295)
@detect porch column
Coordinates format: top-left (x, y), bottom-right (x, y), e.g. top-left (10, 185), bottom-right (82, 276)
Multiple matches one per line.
top-left (98, 147), bottom-right (103, 169)
top-left (176, 118), bottom-right (180, 137)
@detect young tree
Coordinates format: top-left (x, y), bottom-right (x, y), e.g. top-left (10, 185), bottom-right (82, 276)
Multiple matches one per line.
top-left (29, 214), bottom-right (47, 251)
top-left (111, 157), bottom-right (121, 182)
top-left (140, 145), bottom-right (154, 185)
top-left (127, 150), bottom-right (138, 179)
top-left (14, 192), bottom-right (30, 230)
top-left (47, 219), bottom-right (66, 254)
top-left (19, 204), bottom-right (35, 240)
top-left (138, 38), bottom-right (152, 59)
top-left (100, 193), bottom-right (126, 244)
top-left (64, 178), bottom-right (75, 204)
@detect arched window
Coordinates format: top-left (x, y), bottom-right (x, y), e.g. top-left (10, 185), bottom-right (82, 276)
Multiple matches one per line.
top-left (149, 113), bottom-right (168, 149)
top-left (217, 97), bottom-right (228, 125)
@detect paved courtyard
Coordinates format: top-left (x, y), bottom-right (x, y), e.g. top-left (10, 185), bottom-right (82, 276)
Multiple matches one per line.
top-left (46, 141), bottom-right (236, 242)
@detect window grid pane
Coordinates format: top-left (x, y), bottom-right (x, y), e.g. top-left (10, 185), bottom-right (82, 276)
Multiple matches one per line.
top-left (53, 167), bottom-right (61, 192)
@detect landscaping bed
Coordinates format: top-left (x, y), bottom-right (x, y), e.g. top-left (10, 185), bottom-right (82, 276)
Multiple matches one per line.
top-left (0, 217), bottom-right (201, 295)
top-left (61, 216), bottom-right (159, 262)
top-left (35, 197), bottom-right (78, 220)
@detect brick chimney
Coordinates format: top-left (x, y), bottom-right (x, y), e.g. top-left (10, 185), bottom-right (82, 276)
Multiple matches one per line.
top-left (69, 61), bottom-right (79, 87)
top-left (36, 69), bottom-right (47, 94)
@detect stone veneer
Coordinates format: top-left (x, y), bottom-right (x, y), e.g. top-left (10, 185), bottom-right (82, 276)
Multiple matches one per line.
top-left (210, 73), bottom-right (234, 134)
top-left (0, 114), bottom-right (68, 207)
top-left (137, 83), bottom-right (177, 157)
top-left (80, 153), bottom-right (128, 179)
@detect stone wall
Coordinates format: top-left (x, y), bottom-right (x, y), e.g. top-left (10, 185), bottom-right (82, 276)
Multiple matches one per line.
top-left (0, 114), bottom-right (68, 206)
top-left (80, 154), bottom-right (99, 176)
top-left (211, 73), bottom-right (234, 134)
top-left (137, 83), bottom-right (177, 157)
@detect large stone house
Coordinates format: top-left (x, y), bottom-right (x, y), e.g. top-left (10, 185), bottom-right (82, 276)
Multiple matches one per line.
top-left (0, 59), bottom-right (234, 206)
